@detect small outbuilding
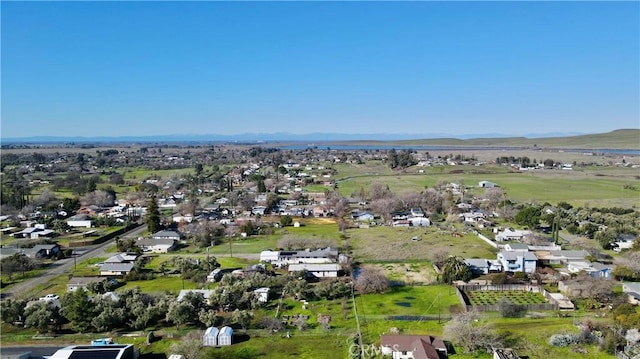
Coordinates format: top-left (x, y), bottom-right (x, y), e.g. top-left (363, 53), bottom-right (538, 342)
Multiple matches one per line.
top-left (218, 326), bottom-right (233, 346)
top-left (203, 326), bottom-right (219, 346)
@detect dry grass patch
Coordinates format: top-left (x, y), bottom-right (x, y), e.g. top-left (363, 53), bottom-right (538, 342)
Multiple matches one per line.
top-left (347, 226), bottom-right (496, 261)
top-left (370, 262), bottom-right (437, 285)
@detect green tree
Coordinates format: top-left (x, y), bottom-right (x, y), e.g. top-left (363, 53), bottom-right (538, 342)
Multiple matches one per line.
top-left (1, 299), bottom-right (26, 325)
top-left (280, 215), bottom-right (293, 227)
top-left (166, 301), bottom-right (194, 329)
top-left (24, 301), bottom-right (58, 334)
top-left (146, 193), bottom-right (161, 234)
top-left (232, 309), bottom-right (253, 332)
top-left (61, 288), bottom-right (94, 333)
top-left (441, 256), bottom-right (472, 284)
top-left (514, 206), bottom-right (542, 229)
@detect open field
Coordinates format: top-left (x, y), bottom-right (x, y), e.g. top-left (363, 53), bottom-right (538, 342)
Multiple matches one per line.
top-left (334, 164), bottom-right (640, 208)
top-left (347, 226), bottom-right (497, 261)
top-left (465, 290), bottom-right (547, 306)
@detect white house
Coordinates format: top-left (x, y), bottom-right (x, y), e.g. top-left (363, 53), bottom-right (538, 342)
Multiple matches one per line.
top-left (380, 335), bottom-right (448, 359)
top-left (99, 263), bottom-right (135, 277)
top-left (288, 263), bottom-right (340, 278)
top-left (497, 251), bottom-right (537, 273)
top-left (495, 228), bottom-right (531, 242)
top-left (66, 214), bottom-right (93, 228)
top-left (135, 238), bottom-right (176, 253)
top-left (151, 230), bottom-right (182, 241)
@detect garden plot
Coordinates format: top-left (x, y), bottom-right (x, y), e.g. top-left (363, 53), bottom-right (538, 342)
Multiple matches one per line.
top-left (466, 290), bottom-right (547, 306)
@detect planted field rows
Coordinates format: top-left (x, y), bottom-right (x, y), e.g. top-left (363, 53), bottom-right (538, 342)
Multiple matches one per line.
top-left (465, 290), bottom-right (547, 306)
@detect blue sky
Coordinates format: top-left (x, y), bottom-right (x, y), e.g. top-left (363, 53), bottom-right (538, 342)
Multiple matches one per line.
top-left (2, 1), bottom-right (639, 139)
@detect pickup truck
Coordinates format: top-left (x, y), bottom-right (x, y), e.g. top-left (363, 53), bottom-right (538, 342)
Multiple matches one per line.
top-left (39, 294), bottom-right (60, 301)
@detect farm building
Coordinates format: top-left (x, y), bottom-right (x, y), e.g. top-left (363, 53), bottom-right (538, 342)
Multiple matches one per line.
top-left (203, 326), bottom-right (219, 346)
top-left (218, 326), bottom-right (233, 346)
top-left (288, 263), bottom-right (340, 278)
top-left (479, 180), bottom-right (497, 188)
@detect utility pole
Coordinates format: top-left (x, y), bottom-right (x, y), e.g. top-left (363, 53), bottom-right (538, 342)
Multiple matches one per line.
top-left (351, 284), bottom-right (365, 358)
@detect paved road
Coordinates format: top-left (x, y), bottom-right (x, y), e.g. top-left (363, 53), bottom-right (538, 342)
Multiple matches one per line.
top-left (3, 224), bottom-right (146, 300)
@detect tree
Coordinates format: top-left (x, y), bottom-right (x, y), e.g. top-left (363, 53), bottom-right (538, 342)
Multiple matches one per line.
top-left (198, 309), bottom-right (219, 328)
top-left (429, 248), bottom-right (450, 268)
top-left (317, 313), bottom-right (332, 330)
top-left (280, 215), bottom-right (293, 227)
top-left (61, 288), bottom-right (94, 333)
top-left (146, 193), bottom-right (161, 234)
top-left (514, 206), bottom-right (542, 229)
top-left (24, 301), bottom-right (57, 334)
top-left (166, 301), bottom-right (194, 329)
top-left (1, 299), bottom-right (26, 325)
top-left (232, 309), bottom-right (253, 332)
top-left (441, 256), bottom-right (472, 284)
top-left (169, 330), bottom-right (204, 359)
top-left (443, 310), bottom-right (502, 353)
top-left (354, 267), bottom-right (389, 294)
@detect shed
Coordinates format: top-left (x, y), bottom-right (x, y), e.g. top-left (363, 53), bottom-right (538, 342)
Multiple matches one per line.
top-left (218, 326), bottom-right (233, 346)
top-left (203, 326), bottom-right (219, 346)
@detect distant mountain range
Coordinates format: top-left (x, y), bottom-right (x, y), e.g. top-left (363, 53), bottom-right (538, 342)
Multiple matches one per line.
top-left (0, 131), bottom-right (592, 143)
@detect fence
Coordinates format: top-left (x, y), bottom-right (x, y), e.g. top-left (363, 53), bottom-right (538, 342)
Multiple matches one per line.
top-left (455, 284), bottom-right (559, 312)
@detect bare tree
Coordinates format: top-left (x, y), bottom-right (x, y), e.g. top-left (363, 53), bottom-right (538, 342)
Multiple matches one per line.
top-left (617, 252), bottom-right (640, 277)
top-left (317, 313), bottom-right (331, 330)
top-left (482, 187), bottom-right (505, 212)
top-left (421, 188), bottom-right (444, 215)
top-left (429, 248), bottom-right (450, 267)
top-left (354, 267), bottom-right (389, 294)
top-left (443, 310), bottom-right (502, 353)
top-left (168, 330), bottom-right (204, 359)
top-left (370, 182), bottom-right (391, 201)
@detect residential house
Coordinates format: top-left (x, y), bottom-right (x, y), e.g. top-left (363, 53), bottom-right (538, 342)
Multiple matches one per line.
top-left (99, 262), bottom-right (135, 277)
top-left (464, 259), bottom-right (502, 275)
top-left (151, 230), bottom-right (182, 241)
top-left (47, 344), bottom-right (135, 359)
top-left (67, 276), bottom-right (104, 292)
top-left (66, 214), bottom-right (93, 228)
top-left (495, 228), bottom-right (531, 242)
top-left (12, 225), bottom-right (56, 239)
top-left (503, 243), bottom-right (529, 252)
top-left (105, 253), bottom-right (139, 264)
top-left (288, 263), bottom-right (340, 278)
top-left (135, 238), bottom-right (176, 253)
top-left (497, 251), bottom-right (537, 273)
top-left (24, 244), bottom-right (61, 259)
top-left (380, 335), bottom-right (448, 359)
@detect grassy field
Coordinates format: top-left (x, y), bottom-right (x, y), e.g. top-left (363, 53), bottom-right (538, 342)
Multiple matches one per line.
top-left (331, 164), bottom-right (640, 208)
top-left (347, 226), bottom-right (497, 261)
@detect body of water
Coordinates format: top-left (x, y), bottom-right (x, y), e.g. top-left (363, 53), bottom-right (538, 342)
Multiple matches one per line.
top-left (278, 144), bottom-right (640, 155)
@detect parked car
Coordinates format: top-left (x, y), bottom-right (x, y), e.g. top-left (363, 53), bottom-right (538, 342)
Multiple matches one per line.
top-left (39, 294), bottom-right (60, 301)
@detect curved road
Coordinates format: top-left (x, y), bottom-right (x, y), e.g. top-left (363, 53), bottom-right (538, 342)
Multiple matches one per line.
top-left (4, 224), bottom-right (146, 300)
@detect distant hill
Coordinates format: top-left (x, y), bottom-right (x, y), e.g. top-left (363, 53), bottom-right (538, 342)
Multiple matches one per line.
top-left (2, 129), bottom-right (638, 150)
top-left (333, 129), bottom-right (640, 150)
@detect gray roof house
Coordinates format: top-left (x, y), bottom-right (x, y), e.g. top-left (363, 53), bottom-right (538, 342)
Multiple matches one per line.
top-left (497, 251), bottom-right (537, 273)
top-left (100, 262), bottom-right (135, 277)
top-left (151, 230), bottom-right (182, 241)
top-left (622, 282), bottom-right (640, 305)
